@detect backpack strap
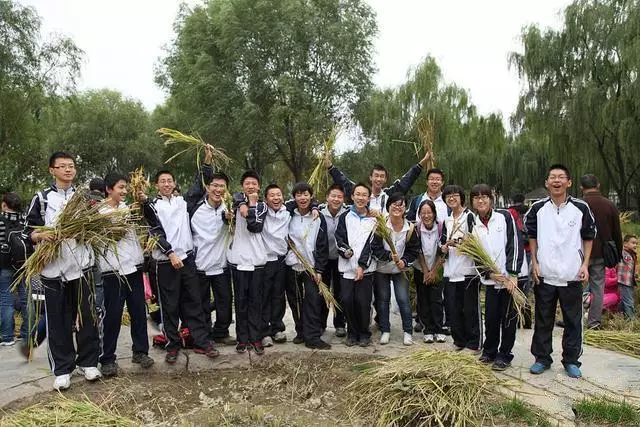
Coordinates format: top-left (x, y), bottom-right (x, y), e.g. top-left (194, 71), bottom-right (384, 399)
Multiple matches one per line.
top-left (405, 222), bottom-right (415, 242)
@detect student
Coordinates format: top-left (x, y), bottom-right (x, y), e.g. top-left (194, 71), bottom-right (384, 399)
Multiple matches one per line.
top-left (319, 184), bottom-right (348, 337)
top-left (326, 153), bottom-right (430, 214)
top-left (335, 183), bottom-right (377, 347)
top-left (183, 156), bottom-right (236, 346)
top-left (99, 172), bottom-right (154, 376)
top-left (372, 193), bottom-right (420, 346)
top-left (440, 185), bottom-right (480, 353)
top-left (261, 184), bottom-right (291, 346)
top-left (227, 171), bottom-right (268, 355)
top-left (407, 168), bottom-right (448, 223)
top-left (285, 182), bottom-right (331, 349)
top-left (526, 164), bottom-right (596, 379)
top-left (24, 151), bottom-right (100, 391)
top-left (617, 234), bottom-right (637, 319)
top-left (413, 199), bottom-right (446, 344)
top-left (470, 184), bottom-right (523, 371)
top-left (139, 169), bottom-right (219, 364)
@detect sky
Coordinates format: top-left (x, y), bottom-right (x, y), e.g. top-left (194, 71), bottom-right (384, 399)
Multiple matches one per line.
top-left (19, 0), bottom-right (572, 125)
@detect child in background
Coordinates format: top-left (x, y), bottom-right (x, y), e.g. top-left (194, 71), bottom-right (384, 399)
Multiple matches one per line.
top-left (617, 234), bottom-right (637, 319)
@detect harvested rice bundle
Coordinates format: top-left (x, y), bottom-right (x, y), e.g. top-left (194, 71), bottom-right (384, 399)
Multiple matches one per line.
top-left (416, 114), bottom-right (436, 169)
top-left (157, 128), bottom-right (232, 170)
top-left (128, 166), bottom-right (149, 203)
top-left (308, 127), bottom-right (339, 197)
top-left (584, 329), bottom-right (640, 359)
top-left (286, 237), bottom-right (339, 310)
top-left (348, 349), bottom-right (500, 426)
top-left (620, 211), bottom-right (633, 225)
top-left (456, 232), bottom-right (527, 325)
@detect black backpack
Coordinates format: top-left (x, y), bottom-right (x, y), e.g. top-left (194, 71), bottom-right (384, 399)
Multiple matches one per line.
top-left (0, 214), bottom-right (30, 269)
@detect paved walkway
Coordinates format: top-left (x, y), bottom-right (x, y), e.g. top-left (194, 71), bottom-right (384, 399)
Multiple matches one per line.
top-left (2, 312), bottom-right (640, 426)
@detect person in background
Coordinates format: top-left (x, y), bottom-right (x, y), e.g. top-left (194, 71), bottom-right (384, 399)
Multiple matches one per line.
top-left (617, 234), bottom-right (637, 319)
top-left (580, 174), bottom-right (621, 329)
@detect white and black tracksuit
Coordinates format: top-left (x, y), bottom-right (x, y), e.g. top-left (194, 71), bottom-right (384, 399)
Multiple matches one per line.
top-left (440, 209), bottom-right (481, 350)
top-left (319, 204), bottom-right (348, 331)
top-left (525, 196), bottom-right (596, 368)
top-left (285, 209), bottom-right (329, 342)
top-left (227, 193), bottom-right (268, 345)
top-left (24, 184), bottom-right (98, 376)
top-left (98, 202), bottom-right (149, 365)
top-left (185, 166), bottom-right (233, 342)
top-left (335, 208), bottom-right (377, 341)
top-left (413, 220), bottom-right (444, 334)
top-left (142, 193), bottom-right (209, 352)
top-left (472, 210), bottom-right (523, 364)
top-left (261, 204), bottom-right (291, 338)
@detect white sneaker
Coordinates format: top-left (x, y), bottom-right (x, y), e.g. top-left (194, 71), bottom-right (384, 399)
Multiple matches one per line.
top-left (403, 332), bottom-right (413, 346)
top-left (53, 374), bottom-right (71, 391)
top-left (379, 332), bottom-right (390, 345)
top-left (435, 334), bottom-right (446, 343)
top-left (262, 336), bottom-right (274, 347)
top-left (76, 366), bottom-right (102, 381)
top-left (0, 341), bottom-right (15, 347)
top-left (273, 331), bottom-right (287, 343)
top-left (423, 334), bottom-right (434, 343)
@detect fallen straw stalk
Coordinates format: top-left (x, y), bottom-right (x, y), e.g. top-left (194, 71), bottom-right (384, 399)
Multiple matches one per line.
top-left (156, 127), bottom-right (232, 168)
top-left (456, 232), bottom-right (527, 326)
top-left (584, 329), bottom-right (640, 359)
top-left (286, 237), bottom-right (339, 310)
top-left (308, 127), bottom-right (339, 196)
top-left (348, 349), bottom-right (500, 426)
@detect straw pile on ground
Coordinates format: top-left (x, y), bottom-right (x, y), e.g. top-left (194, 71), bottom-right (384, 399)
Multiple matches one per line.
top-left (348, 349), bottom-right (500, 426)
top-left (584, 329), bottom-right (640, 359)
top-left (1, 395), bottom-right (136, 426)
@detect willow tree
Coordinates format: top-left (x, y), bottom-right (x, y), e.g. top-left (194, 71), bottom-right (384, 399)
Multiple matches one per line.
top-left (510, 0), bottom-right (640, 208)
top-left (156, 0), bottom-right (377, 181)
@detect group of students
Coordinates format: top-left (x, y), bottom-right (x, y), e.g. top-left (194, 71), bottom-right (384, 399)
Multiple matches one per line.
top-left (3, 148), bottom-right (605, 391)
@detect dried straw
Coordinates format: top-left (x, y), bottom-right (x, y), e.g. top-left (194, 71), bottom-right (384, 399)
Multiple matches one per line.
top-left (157, 127), bottom-right (232, 169)
top-left (584, 330), bottom-right (640, 359)
top-left (620, 211), bottom-right (633, 225)
top-left (128, 166), bottom-right (149, 202)
top-left (286, 237), bottom-right (339, 310)
top-left (416, 114), bottom-right (436, 169)
top-left (308, 127), bottom-right (339, 197)
top-left (348, 349), bottom-right (500, 426)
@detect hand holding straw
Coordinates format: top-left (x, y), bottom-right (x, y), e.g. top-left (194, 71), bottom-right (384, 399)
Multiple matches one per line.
top-left (157, 127), bottom-right (232, 170)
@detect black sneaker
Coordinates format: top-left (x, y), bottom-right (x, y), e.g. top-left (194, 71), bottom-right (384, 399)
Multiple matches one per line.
top-left (345, 336), bottom-right (358, 347)
top-left (165, 349), bottom-right (179, 364)
top-left (132, 353), bottom-right (154, 369)
top-left (479, 354), bottom-right (494, 364)
top-left (236, 342), bottom-right (247, 354)
top-left (101, 362), bottom-right (118, 377)
top-left (305, 339), bottom-right (332, 350)
top-left (194, 343), bottom-right (220, 358)
top-left (413, 322), bottom-right (424, 333)
top-left (292, 335), bottom-right (304, 344)
top-left (442, 325), bottom-right (451, 336)
top-left (251, 341), bottom-right (265, 355)
top-left (358, 338), bottom-right (372, 347)
top-left (492, 360), bottom-right (511, 371)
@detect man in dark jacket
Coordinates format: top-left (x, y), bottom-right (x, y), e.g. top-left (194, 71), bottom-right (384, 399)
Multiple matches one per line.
top-left (580, 174), bottom-right (622, 329)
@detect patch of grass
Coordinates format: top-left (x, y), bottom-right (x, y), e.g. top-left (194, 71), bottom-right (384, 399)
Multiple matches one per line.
top-left (489, 397), bottom-right (553, 426)
top-left (573, 397), bottom-right (640, 426)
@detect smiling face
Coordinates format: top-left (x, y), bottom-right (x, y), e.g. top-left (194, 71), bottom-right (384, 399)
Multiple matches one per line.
top-left (207, 178), bottom-right (227, 205)
top-left (472, 194), bottom-right (492, 217)
top-left (242, 177), bottom-right (260, 196)
top-left (294, 190), bottom-right (312, 211)
top-left (352, 185), bottom-right (370, 210)
top-left (265, 187), bottom-right (283, 210)
top-left (107, 179), bottom-right (128, 204)
top-left (445, 192), bottom-right (461, 210)
top-left (49, 158), bottom-right (76, 186)
top-left (419, 203), bottom-right (436, 228)
top-left (426, 172), bottom-right (444, 196)
top-left (326, 189), bottom-right (344, 211)
top-left (545, 168), bottom-right (572, 199)
top-left (156, 173), bottom-right (176, 197)
top-left (369, 169), bottom-right (387, 193)
top-left (388, 199), bottom-right (406, 219)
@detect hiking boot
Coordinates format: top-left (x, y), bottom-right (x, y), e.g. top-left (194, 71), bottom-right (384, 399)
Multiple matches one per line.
top-left (529, 361), bottom-right (549, 375)
top-left (273, 332), bottom-right (287, 343)
top-left (77, 366), bottom-right (102, 381)
top-left (305, 339), bottom-right (331, 350)
top-left (345, 336), bottom-right (358, 347)
top-left (292, 335), bottom-right (304, 344)
top-left (335, 327), bottom-right (347, 338)
top-left (53, 374), bottom-right (71, 391)
top-left (379, 332), bottom-right (390, 345)
top-left (194, 343), bottom-right (220, 358)
top-left (251, 341), bottom-right (265, 355)
top-left (492, 360), bottom-right (511, 371)
top-left (262, 336), bottom-right (274, 347)
top-left (101, 362), bottom-right (118, 377)
top-left (165, 349), bottom-right (179, 364)
top-left (423, 334), bottom-right (434, 344)
top-left (565, 364), bottom-right (582, 378)
top-left (132, 352), bottom-right (154, 369)
top-left (236, 342), bottom-right (247, 354)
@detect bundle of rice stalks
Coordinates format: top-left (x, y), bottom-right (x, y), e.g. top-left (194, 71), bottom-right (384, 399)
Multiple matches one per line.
top-left (308, 127), bottom-right (339, 197)
top-left (128, 166), bottom-right (149, 203)
top-left (223, 190), bottom-right (235, 236)
top-left (584, 329), bottom-right (640, 359)
top-left (286, 237), bottom-right (339, 310)
top-left (157, 127), bottom-right (232, 169)
top-left (348, 349), bottom-right (500, 426)
top-left (601, 313), bottom-right (640, 333)
top-left (416, 114), bottom-right (436, 169)
top-left (142, 235), bottom-right (159, 255)
top-left (456, 232), bottom-right (527, 325)
top-left (620, 211), bottom-right (633, 225)
top-left (1, 395), bottom-right (136, 426)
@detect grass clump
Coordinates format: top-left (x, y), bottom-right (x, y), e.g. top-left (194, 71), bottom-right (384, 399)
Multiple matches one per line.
top-left (573, 397), bottom-right (640, 426)
top-left (489, 397), bottom-right (552, 426)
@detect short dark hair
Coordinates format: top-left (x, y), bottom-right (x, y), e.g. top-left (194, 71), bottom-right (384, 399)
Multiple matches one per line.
top-left (426, 168), bottom-right (444, 180)
top-left (512, 193), bottom-right (525, 204)
top-left (264, 183), bottom-right (282, 198)
top-left (207, 172), bottom-right (230, 186)
top-left (442, 184), bottom-right (466, 206)
top-left (369, 164), bottom-right (387, 176)
top-left (353, 182), bottom-right (371, 197)
top-left (385, 192), bottom-right (406, 211)
top-left (548, 163), bottom-right (571, 179)
top-left (104, 172), bottom-right (128, 190)
top-left (292, 182), bottom-right (313, 198)
top-left (470, 184), bottom-right (493, 203)
top-left (624, 234), bottom-right (637, 243)
top-left (3, 192), bottom-right (22, 212)
top-left (580, 174), bottom-right (599, 190)
top-left (240, 170), bottom-right (261, 186)
top-left (417, 199), bottom-right (437, 222)
top-left (89, 177), bottom-right (106, 193)
top-left (325, 183), bottom-right (345, 196)
top-left (154, 170), bottom-right (175, 183)
top-left (49, 151), bottom-right (74, 168)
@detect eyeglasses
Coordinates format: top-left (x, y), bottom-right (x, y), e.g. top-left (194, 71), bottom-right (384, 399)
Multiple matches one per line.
top-left (547, 175), bottom-right (568, 181)
top-left (427, 178), bottom-right (443, 183)
top-left (390, 202), bottom-right (405, 209)
top-left (446, 194), bottom-right (460, 199)
top-left (52, 164), bottom-right (75, 170)
top-left (472, 195), bottom-right (491, 201)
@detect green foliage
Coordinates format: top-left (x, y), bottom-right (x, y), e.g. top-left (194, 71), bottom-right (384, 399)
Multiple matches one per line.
top-left (489, 397), bottom-right (553, 426)
top-left (572, 397), bottom-right (640, 425)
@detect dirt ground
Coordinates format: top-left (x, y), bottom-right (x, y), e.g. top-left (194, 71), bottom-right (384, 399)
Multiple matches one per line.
top-left (3, 352), bottom-right (377, 426)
